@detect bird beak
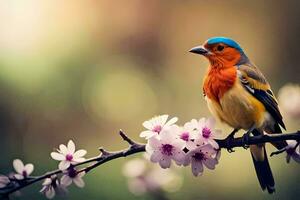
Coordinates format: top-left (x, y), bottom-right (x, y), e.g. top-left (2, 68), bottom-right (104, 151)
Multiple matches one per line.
top-left (189, 46), bottom-right (208, 55)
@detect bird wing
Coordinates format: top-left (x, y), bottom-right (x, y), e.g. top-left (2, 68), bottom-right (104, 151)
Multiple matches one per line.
top-left (237, 63), bottom-right (286, 130)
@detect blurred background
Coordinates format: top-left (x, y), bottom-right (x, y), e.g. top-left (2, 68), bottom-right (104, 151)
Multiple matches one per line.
top-left (0, 0), bottom-right (299, 199)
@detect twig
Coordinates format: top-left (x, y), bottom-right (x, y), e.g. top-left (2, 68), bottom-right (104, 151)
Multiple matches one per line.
top-left (1, 130), bottom-right (299, 198)
top-left (270, 140), bottom-right (300, 157)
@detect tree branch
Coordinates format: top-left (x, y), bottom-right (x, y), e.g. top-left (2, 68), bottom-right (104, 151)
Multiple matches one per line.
top-left (1, 130), bottom-right (299, 198)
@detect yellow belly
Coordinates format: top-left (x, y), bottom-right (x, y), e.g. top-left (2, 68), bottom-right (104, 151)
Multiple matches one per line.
top-left (206, 81), bottom-right (266, 130)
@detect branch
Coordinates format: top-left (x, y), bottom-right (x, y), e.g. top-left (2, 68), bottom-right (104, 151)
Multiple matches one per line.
top-left (1, 130), bottom-right (299, 198)
top-left (216, 130), bottom-right (300, 149)
top-left (0, 130), bottom-right (145, 197)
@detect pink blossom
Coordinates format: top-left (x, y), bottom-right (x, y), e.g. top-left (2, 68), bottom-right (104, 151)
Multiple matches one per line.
top-left (171, 122), bottom-right (197, 150)
top-left (286, 140), bottom-right (300, 163)
top-left (140, 115), bottom-right (178, 139)
top-left (184, 144), bottom-right (219, 176)
top-left (146, 130), bottom-right (185, 168)
top-left (123, 158), bottom-right (183, 196)
top-left (0, 175), bottom-right (10, 188)
top-left (193, 118), bottom-right (221, 149)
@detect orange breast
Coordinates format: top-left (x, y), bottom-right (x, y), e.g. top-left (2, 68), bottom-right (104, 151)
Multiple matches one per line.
top-left (203, 66), bottom-right (237, 102)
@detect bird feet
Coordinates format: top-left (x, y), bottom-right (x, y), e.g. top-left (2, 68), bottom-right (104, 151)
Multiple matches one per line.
top-left (225, 129), bottom-right (238, 153)
top-left (241, 132), bottom-right (251, 149)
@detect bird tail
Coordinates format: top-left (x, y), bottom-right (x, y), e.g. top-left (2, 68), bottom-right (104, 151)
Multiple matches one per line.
top-left (250, 144), bottom-right (275, 194)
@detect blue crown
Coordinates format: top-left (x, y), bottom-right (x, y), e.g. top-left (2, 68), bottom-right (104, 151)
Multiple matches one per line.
top-left (206, 37), bottom-right (243, 53)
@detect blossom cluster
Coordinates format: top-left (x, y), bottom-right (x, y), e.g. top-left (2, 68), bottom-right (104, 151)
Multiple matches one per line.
top-left (0, 140), bottom-right (87, 199)
top-left (140, 115), bottom-right (222, 176)
top-left (140, 115), bottom-right (300, 176)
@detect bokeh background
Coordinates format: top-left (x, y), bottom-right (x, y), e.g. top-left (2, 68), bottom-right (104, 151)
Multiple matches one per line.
top-left (0, 0), bottom-right (299, 199)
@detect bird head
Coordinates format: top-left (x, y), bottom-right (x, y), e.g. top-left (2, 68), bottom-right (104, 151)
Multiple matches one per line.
top-left (189, 37), bottom-right (249, 67)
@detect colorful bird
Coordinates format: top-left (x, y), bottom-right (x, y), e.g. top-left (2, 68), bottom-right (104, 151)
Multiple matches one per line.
top-left (189, 37), bottom-right (286, 193)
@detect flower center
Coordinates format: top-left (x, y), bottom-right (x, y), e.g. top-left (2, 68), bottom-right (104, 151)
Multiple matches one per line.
top-left (202, 127), bottom-right (211, 138)
top-left (66, 154), bottom-right (73, 161)
top-left (161, 144), bottom-right (173, 156)
top-left (22, 170), bottom-right (27, 177)
top-left (180, 132), bottom-right (189, 141)
top-left (152, 125), bottom-right (162, 133)
top-left (68, 167), bottom-right (77, 178)
top-left (193, 152), bottom-right (205, 161)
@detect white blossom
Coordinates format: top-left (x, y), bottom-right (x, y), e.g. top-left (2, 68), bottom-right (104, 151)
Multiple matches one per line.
top-left (140, 115), bottom-right (178, 139)
top-left (278, 84), bottom-right (300, 119)
top-left (51, 140), bottom-right (87, 170)
top-left (40, 178), bottom-right (57, 199)
top-left (13, 159), bottom-right (34, 180)
top-left (61, 168), bottom-right (85, 188)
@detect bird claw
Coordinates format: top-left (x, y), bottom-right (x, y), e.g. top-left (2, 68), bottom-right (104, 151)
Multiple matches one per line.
top-left (242, 132), bottom-right (250, 149)
top-left (225, 131), bottom-right (236, 153)
top-left (227, 147), bottom-right (235, 153)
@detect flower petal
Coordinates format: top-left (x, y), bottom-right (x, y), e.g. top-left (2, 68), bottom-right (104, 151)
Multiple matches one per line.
top-left (60, 175), bottom-right (72, 187)
top-left (0, 175), bottom-right (9, 188)
top-left (72, 157), bottom-right (85, 163)
top-left (159, 115), bottom-right (169, 126)
top-left (203, 158), bottom-right (217, 170)
top-left (14, 174), bottom-right (24, 180)
top-left (77, 172), bottom-right (86, 178)
top-left (140, 130), bottom-right (155, 138)
top-left (182, 156), bottom-right (191, 166)
top-left (208, 139), bottom-right (219, 149)
top-left (198, 118), bottom-right (206, 129)
top-left (67, 140), bottom-right (76, 154)
top-left (159, 157), bottom-right (171, 169)
top-left (159, 130), bottom-right (175, 143)
top-left (59, 144), bottom-right (68, 155)
top-left (191, 160), bottom-right (203, 176)
top-left (148, 137), bottom-right (161, 149)
top-left (172, 150), bottom-right (185, 165)
top-left (42, 178), bottom-right (52, 186)
top-left (142, 121), bottom-right (153, 130)
top-left (150, 151), bottom-right (162, 163)
top-left (24, 164), bottom-right (34, 175)
top-left (73, 150), bottom-right (87, 158)
top-left (13, 159), bottom-right (24, 174)
top-left (51, 152), bottom-right (65, 161)
top-left (45, 187), bottom-right (56, 199)
top-left (73, 177), bottom-right (85, 188)
top-left (164, 117), bottom-right (178, 127)
top-left (201, 144), bottom-right (217, 156)
top-left (58, 160), bottom-right (71, 171)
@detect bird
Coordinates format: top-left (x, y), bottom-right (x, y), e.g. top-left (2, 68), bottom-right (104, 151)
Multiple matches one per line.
top-left (189, 37), bottom-right (286, 194)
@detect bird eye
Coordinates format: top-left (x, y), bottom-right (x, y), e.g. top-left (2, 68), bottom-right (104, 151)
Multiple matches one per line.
top-left (217, 45), bottom-right (224, 51)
